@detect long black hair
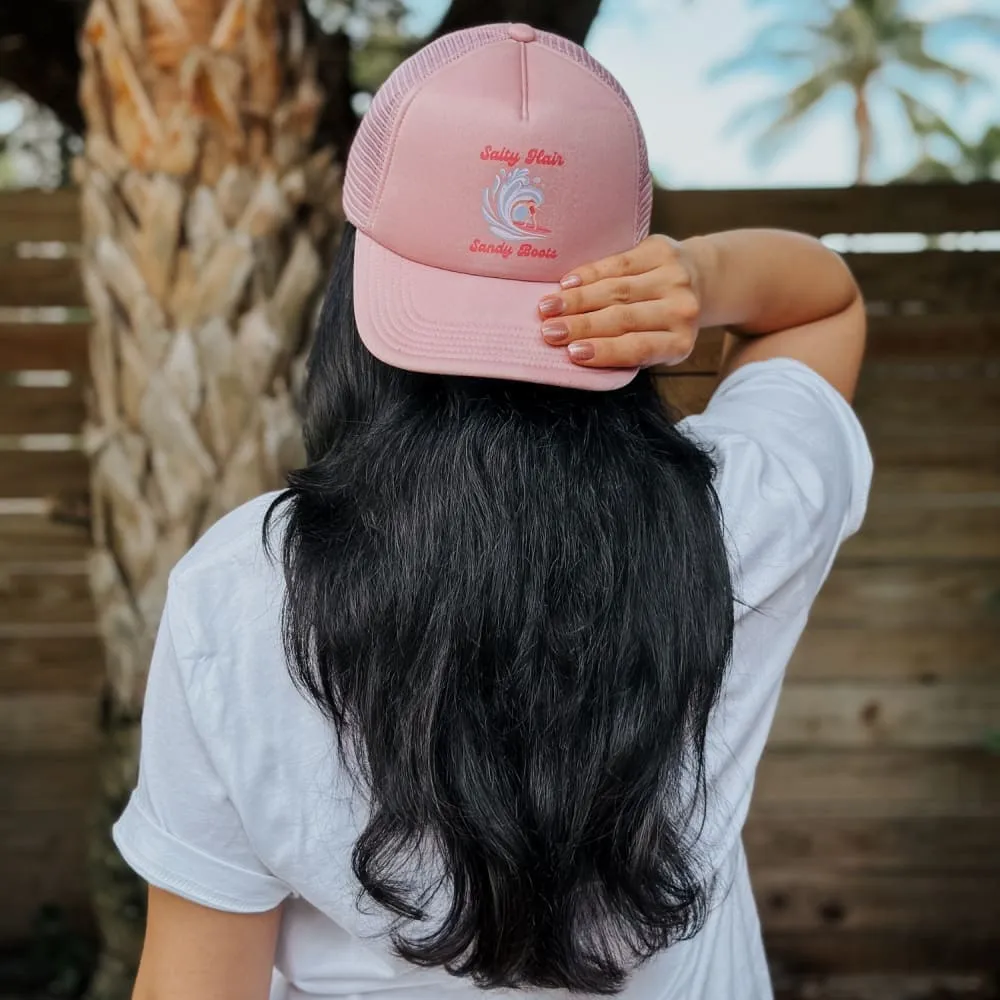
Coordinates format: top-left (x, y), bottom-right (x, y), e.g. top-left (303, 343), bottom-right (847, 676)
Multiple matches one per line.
top-left (265, 223), bottom-right (734, 994)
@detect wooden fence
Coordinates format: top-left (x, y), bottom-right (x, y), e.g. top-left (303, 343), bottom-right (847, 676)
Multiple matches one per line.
top-left (1, 184), bottom-right (999, 976)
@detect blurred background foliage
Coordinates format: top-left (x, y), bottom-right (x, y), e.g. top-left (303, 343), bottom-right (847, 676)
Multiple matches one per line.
top-left (1, 0), bottom-right (997, 191)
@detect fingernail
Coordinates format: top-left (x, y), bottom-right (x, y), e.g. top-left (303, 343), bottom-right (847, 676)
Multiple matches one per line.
top-left (538, 295), bottom-right (563, 317)
top-left (541, 321), bottom-right (569, 344)
top-left (559, 274), bottom-right (582, 289)
top-left (568, 342), bottom-right (595, 362)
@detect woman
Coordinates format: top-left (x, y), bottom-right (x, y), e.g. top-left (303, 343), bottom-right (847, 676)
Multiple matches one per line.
top-left (113, 24), bottom-right (870, 1000)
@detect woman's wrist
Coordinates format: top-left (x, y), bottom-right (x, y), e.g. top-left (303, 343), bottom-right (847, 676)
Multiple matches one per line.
top-left (679, 229), bottom-right (859, 336)
top-left (678, 234), bottom-right (724, 328)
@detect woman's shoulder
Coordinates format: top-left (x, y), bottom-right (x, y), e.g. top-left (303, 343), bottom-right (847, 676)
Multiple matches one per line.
top-left (165, 491), bottom-right (288, 661)
top-left (678, 357), bottom-right (873, 612)
top-left (171, 491), bottom-right (286, 584)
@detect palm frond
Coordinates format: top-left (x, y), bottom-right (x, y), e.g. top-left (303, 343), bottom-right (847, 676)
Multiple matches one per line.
top-left (893, 88), bottom-right (964, 145)
top-left (707, 45), bottom-right (816, 83)
top-left (707, 19), bottom-right (824, 83)
top-left (898, 155), bottom-right (961, 183)
top-left (928, 13), bottom-right (1000, 40)
top-left (893, 37), bottom-right (984, 86)
top-left (749, 68), bottom-right (844, 163)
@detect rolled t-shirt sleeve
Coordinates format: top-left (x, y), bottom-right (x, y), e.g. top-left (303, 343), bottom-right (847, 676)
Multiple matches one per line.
top-left (112, 585), bottom-right (290, 913)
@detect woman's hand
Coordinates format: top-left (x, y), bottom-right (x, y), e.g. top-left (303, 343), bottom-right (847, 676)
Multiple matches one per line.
top-left (537, 234), bottom-right (704, 369)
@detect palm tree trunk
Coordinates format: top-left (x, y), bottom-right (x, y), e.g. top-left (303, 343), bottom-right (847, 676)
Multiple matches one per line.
top-left (77, 2), bottom-right (341, 996)
top-left (853, 83), bottom-right (874, 185)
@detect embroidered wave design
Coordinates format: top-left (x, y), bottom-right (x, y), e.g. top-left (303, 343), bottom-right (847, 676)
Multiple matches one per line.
top-left (481, 167), bottom-right (550, 241)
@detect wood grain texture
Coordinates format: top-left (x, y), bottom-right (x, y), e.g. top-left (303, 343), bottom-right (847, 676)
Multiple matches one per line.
top-left (656, 315), bottom-right (1000, 378)
top-left (753, 869), bottom-right (1000, 931)
top-left (811, 563), bottom-right (1000, 630)
top-left (0, 633), bottom-right (103, 693)
top-left (0, 563), bottom-right (94, 625)
top-left (0, 449), bottom-right (89, 498)
top-left (769, 682), bottom-right (1000, 749)
top-left (652, 183), bottom-right (1000, 238)
top-left (843, 505), bottom-right (1000, 560)
top-left (754, 750), bottom-right (1000, 817)
top-left (854, 364), bottom-right (1000, 423)
top-left (0, 189), bottom-right (83, 245)
top-left (764, 930), bottom-right (1000, 976)
top-left (864, 313), bottom-right (1000, 361)
top-left (0, 514), bottom-right (90, 561)
top-left (0, 257), bottom-right (85, 307)
top-left (744, 815), bottom-right (1000, 872)
top-left (847, 252), bottom-right (1000, 311)
top-left (788, 628), bottom-right (1000, 683)
top-left (0, 322), bottom-right (90, 371)
top-left (7, 185), bottom-right (999, 251)
top-left (0, 382), bottom-right (86, 435)
top-left (0, 752), bottom-right (97, 941)
top-left (0, 693), bottom-right (99, 753)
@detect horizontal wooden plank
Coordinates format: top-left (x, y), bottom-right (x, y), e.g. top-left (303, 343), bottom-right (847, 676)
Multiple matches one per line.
top-left (811, 563), bottom-right (1000, 630)
top-left (872, 466), bottom-right (1000, 497)
top-left (773, 974), bottom-right (996, 1000)
top-left (0, 448), bottom-right (88, 498)
top-left (864, 313), bottom-right (1000, 362)
top-left (0, 564), bottom-right (93, 626)
top-left (653, 183), bottom-right (1000, 238)
top-left (0, 633), bottom-right (103, 693)
top-left (753, 750), bottom-right (1000, 817)
top-left (0, 189), bottom-right (82, 244)
top-left (844, 504), bottom-right (1000, 560)
top-left (0, 751), bottom-right (97, 941)
top-left (11, 186), bottom-right (1000, 249)
top-left (0, 693), bottom-right (99, 753)
top-left (0, 257), bottom-right (84, 307)
top-left (753, 869), bottom-right (1000, 932)
top-left (0, 382), bottom-right (86, 435)
top-left (846, 251), bottom-right (1000, 311)
top-left (768, 682), bottom-right (1000, 750)
top-left (789, 628), bottom-right (1000, 683)
top-left (0, 322), bottom-right (90, 371)
top-left (764, 929), bottom-right (999, 975)
top-left (744, 815), bottom-right (1000, 872)
top-left (663, 315), bottom-right (1000, 379)
top-left (854, 366), bottom-right (1000, 425)
top-left (865, 425), bottom-right (999, 471)
top-left (657, 322), bottom-right (1000, 408)
top-left (0, 514), bottom-right (90, 560)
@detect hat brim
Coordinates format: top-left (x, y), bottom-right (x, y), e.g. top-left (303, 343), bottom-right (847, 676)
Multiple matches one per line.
top-left (353, 231), bottom-right (639, 392)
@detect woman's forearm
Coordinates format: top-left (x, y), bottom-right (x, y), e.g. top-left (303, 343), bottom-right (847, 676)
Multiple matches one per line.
top-left (682, 229), bottom-right (860, 334)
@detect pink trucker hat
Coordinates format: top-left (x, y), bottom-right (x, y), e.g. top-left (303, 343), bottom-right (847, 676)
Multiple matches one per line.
top-left (343, 23), bottom-right (653, 391)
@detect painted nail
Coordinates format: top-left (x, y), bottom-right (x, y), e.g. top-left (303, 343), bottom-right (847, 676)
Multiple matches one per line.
top-left (568, 342), bottom-right (595, 362)
top-left (538, 295), bottom-right (563, 317)
top-left (541, 321), bottom-right (570, 344)
top-left (560, 274), bottom-right (582, 289)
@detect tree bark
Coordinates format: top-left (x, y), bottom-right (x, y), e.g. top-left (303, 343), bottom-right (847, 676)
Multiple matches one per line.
top-left (854, 84), bottom-right (874, 185)
top-left (77, 1), bottom-right (341, 996)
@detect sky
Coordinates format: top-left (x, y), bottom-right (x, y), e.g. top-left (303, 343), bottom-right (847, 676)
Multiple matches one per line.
top-left (403, 0), bottom-right (1000, 189)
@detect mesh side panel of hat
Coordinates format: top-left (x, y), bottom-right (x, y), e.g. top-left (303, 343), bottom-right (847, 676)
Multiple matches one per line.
top-left (343, 24), bottom-right (511, 229)
top-left (343, 24), bottom-right (653, 246)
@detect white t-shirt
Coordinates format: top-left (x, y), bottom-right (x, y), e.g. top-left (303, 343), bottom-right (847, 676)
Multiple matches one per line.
top-left (113, 357), bottom-right (873, 1000)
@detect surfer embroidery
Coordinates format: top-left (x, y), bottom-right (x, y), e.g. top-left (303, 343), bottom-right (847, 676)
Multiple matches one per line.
top-left (481, 167), bottom-right (551, 242)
